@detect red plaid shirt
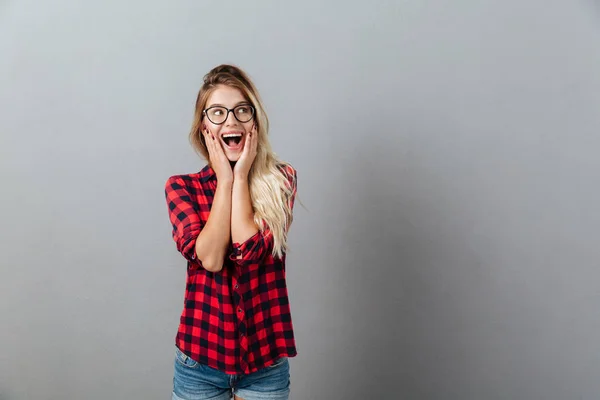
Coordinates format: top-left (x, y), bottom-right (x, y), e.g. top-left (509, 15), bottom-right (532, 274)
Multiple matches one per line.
top-left (164, 163), bottom-right (298, 375)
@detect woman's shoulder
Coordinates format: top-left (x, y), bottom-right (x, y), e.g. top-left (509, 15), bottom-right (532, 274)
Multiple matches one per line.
top-left (275, 162), bottom-right (297, 194)
top-left (276, 161), bottom-right (297, 179)
top-left (165, 164), bottom-right (214, 190)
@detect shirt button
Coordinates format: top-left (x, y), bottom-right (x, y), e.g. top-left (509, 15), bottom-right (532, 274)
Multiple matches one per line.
top-left (238, 308), bottom-right (243, 313)
top-left (234, 284), bottom-right (239, 289)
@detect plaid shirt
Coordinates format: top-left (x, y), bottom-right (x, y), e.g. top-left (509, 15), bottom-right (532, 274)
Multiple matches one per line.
top-left (164, 163), bottom-right (298, 375)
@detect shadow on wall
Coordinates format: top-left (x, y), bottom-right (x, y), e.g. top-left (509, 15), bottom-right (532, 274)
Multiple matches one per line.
top-left (314, 111), bottom-right (427, 397)
top-left (322, 109), bottom-right (489, 398)
top-left (339, 124), bottom-right (424, 398)
top-left (588, 0), bottom-right (600, 17)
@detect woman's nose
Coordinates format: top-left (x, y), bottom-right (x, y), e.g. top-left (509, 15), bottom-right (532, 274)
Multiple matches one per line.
top-left (224, 110), bottom-right (239, 126)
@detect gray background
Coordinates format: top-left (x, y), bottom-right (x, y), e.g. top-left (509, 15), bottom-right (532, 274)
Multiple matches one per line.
top-left (1, 1), bottom-right (600, 399)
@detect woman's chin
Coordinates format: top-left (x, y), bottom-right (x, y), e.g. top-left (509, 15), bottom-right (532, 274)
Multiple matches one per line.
top-left (225, 151), bottom-right (241, 162)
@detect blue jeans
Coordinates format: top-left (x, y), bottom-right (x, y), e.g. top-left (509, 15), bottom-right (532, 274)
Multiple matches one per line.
top-left (172, 347), bottom-right (291, 400)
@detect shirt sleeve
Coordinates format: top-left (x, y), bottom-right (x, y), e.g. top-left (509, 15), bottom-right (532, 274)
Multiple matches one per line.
top-left (229, 229), bottom-right (274, 267)
top-left (164, 176), bottom-right (203, 267)
top-left (229, 164), bottom-right (297, 267)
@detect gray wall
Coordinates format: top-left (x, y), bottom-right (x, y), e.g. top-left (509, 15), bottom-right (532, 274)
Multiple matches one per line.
top-left (1, 1), bottom-right (600, 399)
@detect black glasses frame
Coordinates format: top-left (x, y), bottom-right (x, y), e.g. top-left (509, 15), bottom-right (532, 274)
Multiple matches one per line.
top-left (202, 104), bottom-right (256, 125)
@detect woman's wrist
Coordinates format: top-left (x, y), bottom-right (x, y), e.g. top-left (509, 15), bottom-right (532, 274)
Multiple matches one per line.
top-left (233, 173), bottom-right (249, 182)
top-left (215, 179), bottom-right (234, 194)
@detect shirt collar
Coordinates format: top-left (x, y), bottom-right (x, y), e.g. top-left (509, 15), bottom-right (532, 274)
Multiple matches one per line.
top-left (199, 164), bottom-right (216, 184)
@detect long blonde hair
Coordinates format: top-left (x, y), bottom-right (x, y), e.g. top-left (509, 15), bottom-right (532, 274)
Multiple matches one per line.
top-left (189, 64), bottom-right (295, 259)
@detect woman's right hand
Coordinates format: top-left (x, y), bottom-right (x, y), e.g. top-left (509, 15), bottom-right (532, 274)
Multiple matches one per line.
top-left (203, 126), bottom-right (233, 183)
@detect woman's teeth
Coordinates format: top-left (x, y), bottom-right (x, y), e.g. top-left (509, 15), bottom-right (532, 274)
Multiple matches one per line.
top-left (222, 133), bottom-right (242, 146)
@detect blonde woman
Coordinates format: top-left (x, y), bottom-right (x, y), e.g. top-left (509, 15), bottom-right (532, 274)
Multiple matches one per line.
top-left (165, 64), bottom-right (298, 400)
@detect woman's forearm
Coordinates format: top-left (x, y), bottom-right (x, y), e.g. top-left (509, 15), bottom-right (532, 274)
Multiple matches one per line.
top-left (231, 178), bottom-right (259, 244)
top-left (194, 179), bottom-right (233, 272)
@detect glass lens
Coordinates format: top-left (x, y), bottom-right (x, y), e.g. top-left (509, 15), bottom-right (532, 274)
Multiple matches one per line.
top-left (234, 105), bottom-right (254, 122)
top-left (206, 107), bottom-right (227, 124)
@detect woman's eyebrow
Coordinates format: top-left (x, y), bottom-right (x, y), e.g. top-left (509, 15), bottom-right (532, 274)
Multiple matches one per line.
top-left (207, 101), bottom-right (251, 108)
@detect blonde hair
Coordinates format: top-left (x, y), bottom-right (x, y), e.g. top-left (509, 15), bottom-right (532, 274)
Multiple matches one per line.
top-left (189, 64), bottom-right (295, 259)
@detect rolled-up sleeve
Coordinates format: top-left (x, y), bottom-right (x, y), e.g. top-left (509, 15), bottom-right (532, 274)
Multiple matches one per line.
top-left (165, 176), bottom-right (203, 267)
top-left (229, 229), bottom-right (274, 267)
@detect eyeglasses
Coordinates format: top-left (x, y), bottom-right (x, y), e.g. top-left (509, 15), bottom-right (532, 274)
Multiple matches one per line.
top-left (202, 104), bottom-right (255, 125)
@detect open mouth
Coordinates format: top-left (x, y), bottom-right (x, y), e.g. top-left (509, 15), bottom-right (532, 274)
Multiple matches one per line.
top-left (221, 133), bottom-right (243, 148)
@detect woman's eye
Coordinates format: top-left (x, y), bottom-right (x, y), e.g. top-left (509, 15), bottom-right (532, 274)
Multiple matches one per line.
top-left (237, 107), bottom-right (248, 114)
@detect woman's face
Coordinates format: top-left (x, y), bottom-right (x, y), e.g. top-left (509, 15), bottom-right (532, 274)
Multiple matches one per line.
top-left (202, 85), bottom-right (255, 162)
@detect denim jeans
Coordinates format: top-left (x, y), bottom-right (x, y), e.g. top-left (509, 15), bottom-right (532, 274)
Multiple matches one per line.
top-left (172, 347), bottom-right (291, 400)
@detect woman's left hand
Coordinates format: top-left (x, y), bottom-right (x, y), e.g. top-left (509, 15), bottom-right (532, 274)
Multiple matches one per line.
top-left (234, 123), bottom-right (258, 180)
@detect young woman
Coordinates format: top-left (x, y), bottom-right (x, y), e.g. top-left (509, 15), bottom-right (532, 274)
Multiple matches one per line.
top-left (164, 64), bottom-right (298, 400)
